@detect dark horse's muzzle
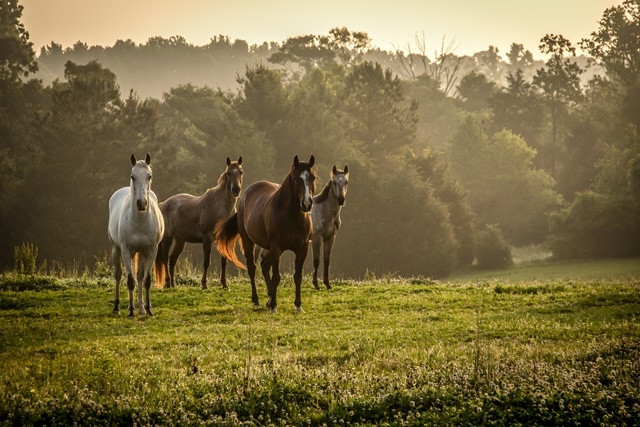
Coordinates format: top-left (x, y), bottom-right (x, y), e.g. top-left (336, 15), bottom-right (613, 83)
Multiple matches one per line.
top-left (232, 185), bottom-right (241, 197)
top-left (301, 199), bottom-right (313, 212)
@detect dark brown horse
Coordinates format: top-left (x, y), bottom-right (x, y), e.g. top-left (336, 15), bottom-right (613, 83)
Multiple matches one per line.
top-left (154, 157), bottom-right (243, 289)
top-left (216, 155), bottom-right (317, 312)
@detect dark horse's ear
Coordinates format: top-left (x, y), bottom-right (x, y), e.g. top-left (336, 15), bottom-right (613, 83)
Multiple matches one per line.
top-left (309, 155), bottom-right (315, 167)
top-left (237, 156), bottom-right (242, 165)
top-left (130, 154), bottom-right (136, 166)
top-left (293, 155), bottom-right (300, 167)
top-left (344, 165), bottom-right (349, 174)
top-left (332, 165), bottom-right (338, 176)
top-left (145, 153), bottom-right (151, 165)
top-left (226, 156), bottom-right (231, 166)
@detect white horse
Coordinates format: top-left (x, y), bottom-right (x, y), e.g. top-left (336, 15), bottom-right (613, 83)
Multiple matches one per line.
top-left (108, 153), bottom-right (164, 317)
top-left (311, 165), bottom-right (349, 290)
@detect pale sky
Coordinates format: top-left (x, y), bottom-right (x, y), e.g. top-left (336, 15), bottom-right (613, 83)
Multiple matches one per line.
top-left (21, 0), bottom-right (621, 59)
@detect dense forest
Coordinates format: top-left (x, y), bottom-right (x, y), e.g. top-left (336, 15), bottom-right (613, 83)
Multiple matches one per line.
top-left (1, 0), bottom-right (639, 278)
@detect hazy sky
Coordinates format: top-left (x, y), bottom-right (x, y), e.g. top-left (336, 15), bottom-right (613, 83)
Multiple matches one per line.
top-left (21, 0), bottom-right (621, 58)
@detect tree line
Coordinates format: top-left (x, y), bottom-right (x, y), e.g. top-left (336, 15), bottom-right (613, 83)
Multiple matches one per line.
top-left (1, 0), bottom-right (638, 278)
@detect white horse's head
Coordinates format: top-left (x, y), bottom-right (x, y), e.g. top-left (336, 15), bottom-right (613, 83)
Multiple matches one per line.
top-left (331, 165), bottom-right (349, 206)
top-left (130, 153), bottom-right (153, 211)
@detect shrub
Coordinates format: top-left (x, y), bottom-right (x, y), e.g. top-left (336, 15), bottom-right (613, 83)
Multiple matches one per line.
top-left (475, 224), bottom-right (513, 269)
top-left (549, 191), bottom-right (640, 259)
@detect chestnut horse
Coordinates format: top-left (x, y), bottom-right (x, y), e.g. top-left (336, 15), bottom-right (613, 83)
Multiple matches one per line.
top-left (311, 165), bottom-right (349, 290)
top-left (216, 155), bottom-right (317, 313)
top-left (154, 157), bottom-right (243, 289)
top-left (108, 153), bottom-right (164, 317)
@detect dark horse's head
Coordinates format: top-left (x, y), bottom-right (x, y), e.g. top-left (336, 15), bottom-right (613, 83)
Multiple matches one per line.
top-left (291, 155), bottom-right (317, 212)
top-left (223, 156), bottom-right (243, 197)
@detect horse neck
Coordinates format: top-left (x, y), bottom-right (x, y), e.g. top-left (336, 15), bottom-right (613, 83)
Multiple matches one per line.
top-left (203, 178), bottom-right (234, 209)
top-left (275, 174), bottom-right (301, 214)
top-left (317, 180), bottom-right (340, 211)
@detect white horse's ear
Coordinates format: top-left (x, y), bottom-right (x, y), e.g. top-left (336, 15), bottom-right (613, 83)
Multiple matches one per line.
top-left (237, 156), bottom-right (242, 165)
top-left (145, 153), bottom-right (151, 165)
top-left (309, 155), bottom-right (315, 167)
top-left (226, 156), bottom-right (231, 166)
top-left (130, 154), bottom-right (136, 166)
top-left (332, 165), bottom-right (338, 176)
top-left (344, 165), bottom-right (349, 174)
top-left (293, 155), bottom-right (300, 167)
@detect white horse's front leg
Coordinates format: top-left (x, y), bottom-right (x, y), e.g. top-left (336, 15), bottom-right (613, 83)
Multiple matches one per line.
top-left (136, 254), bottom-right (147, 315)
top-left (121, 249), bottom-right (136, 318)
top-left (142, 249), bottom-right (157, 316)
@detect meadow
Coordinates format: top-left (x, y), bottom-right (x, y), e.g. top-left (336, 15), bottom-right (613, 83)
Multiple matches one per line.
top-left (1, 258), bottom-right (639, 425)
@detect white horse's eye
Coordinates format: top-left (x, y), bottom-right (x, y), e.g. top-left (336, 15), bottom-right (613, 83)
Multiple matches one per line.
top-left (131, 175), bottom-right (135, 181)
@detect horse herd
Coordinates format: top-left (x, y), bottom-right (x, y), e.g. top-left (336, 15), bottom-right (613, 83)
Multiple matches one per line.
top-left (107, 153), bottom-right (349, 317)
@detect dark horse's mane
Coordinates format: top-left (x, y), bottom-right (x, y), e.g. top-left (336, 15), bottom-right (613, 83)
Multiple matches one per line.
top-left (314, 180), bottom-right (332, 204)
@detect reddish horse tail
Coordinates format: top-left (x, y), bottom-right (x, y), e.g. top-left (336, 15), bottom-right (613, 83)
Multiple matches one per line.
top-left (215, 213), bottom-right (246, 270)
top-left (153, 239), bottom-right (168, 288)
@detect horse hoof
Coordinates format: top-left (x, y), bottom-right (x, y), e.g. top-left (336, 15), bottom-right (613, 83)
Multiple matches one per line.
top-left (313, 283), bottom-right (320, 290)
top-left (270, 308), bottom-right (278, 314)
top-left (296, 306), bottom-right (304, 313)
top-left (127, 312), bottom-right (135, 319)
top-left (146, 309), bottom-right (154, 316)
top-left (201, 285), bottom-right (208, 290)
top-left (325, 283), bottom-right (332, 290)
top-left (112, 309), bottom-right (119, 315)
top-left (222, 285), bottom-right (230, 291)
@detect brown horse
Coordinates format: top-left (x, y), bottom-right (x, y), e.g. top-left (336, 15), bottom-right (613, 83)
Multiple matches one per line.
top-left (154, 157), bottom-right (243, 289)
top-left (216, 155), bottom-right (317, 312)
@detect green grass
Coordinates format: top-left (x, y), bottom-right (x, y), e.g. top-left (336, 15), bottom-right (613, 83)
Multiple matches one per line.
top-left (1, 261), bottom-right (639, 425)
top-left (448, 255), bottom-right (640, 283)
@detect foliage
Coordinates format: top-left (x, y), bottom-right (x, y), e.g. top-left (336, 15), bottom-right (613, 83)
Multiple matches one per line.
top-left (550, 190), bottom-right (640, 259)
top-left (456, 70), bottom-right (497, 111)
top-left (448, 117), bottom-right (562, 245)
top-left (475, 224), bottom-right (513, 269)
top-left (0, 273), bottom-right (638, 424)
top-left (0, 0), bottom-right (38, 85)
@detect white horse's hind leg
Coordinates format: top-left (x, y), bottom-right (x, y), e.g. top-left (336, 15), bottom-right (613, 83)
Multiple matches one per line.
top-left (112, 245), bottom-right (122, 314)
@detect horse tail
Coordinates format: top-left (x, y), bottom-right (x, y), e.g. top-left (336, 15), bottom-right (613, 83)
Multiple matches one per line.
top-left (215, 213), bottom-right (246, 270)
top-left (154, 239), bottom-right (167, 289)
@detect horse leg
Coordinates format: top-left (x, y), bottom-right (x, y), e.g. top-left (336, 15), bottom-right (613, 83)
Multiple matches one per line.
top-left (136, 254), bottom-right (147, 315)
top-left (293, 244), bottom-right (309, 313)
top-left (322, 236), bottom-right (335, 290)
top-left (264, 248), bottom-right (281, 313)
top-left (159, 236), bottom-right (171, 288)
top-left (143, 249), bottom-right (156, 316)
top-left (220, 256), bottom-right (229, 290)
top-left (243, 240), bottom-right (259, 307)
top-left (311, 235), bottom-right (321, 290)
top-left (121, 249), bottom-right (136, 318)
top-left (260, 251), bottom-right (272, 291)
top-left (168, 239), bottom-right (185, 288)
top-left (111, 245), bottom-right (122, 314)
top-left (201, 236), bottom-right (212, 290)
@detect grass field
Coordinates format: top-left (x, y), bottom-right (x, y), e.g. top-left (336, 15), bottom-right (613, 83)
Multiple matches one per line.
top-left (1, 258), bottom-right (639, 425)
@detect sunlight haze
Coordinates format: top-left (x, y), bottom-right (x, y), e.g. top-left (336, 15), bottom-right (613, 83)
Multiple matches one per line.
top-left (21, 0), bottom-right (622, 58)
